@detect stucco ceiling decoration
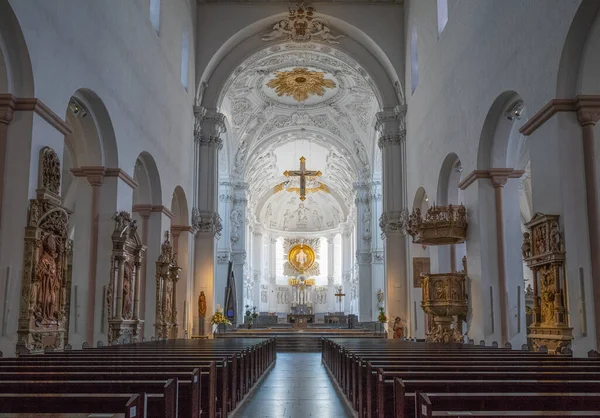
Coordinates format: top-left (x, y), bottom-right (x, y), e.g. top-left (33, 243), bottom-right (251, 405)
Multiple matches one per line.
top-left (266, 67), bottom-right (337, 102)
top-left (262, 2), bottom-right (344, 44)
top-left (219, 40), bottom-right (380, 233)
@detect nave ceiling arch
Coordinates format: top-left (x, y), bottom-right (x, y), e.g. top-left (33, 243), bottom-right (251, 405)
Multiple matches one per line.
top-left (215, 40), bottom-right (387, 234)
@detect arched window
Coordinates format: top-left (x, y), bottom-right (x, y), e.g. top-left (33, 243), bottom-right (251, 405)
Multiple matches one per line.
top-left (437, 0), bottom-right (448, 36)
top-left (410, 24), bottom-right (419, 94)
top-left (181, 28), bottom-right (189, 90)
top-left (150, 0), bottom-right (160, 34)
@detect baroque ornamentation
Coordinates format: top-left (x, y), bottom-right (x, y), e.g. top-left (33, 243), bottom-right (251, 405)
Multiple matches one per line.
top-left (197, 211), bottom-right (223, 238)
top-left (40, 147), bottom-right (61, 195)
top-left (379, 211), bottom-right (406, 238)
top-left (266, 67), bottom-right (336, 102)
top-left (421, 272), bottom-right (468, 343)
top-left (17, 146), bottom-right (71, 355)
top-left (523, 213), bottom-right (572, 354)
top-left (107, 211), bottom-right (145, 345)
top-left (407, 205), bottom-right (467, 245)
top-left (262, 2), bottom-right (344, 44)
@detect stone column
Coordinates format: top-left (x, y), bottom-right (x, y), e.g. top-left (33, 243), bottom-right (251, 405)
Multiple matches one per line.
top-left (341, 226), bottom-right (353, 313)
top-left (192, 109), bottom-right (225, 335)
top-left (376, 107), bottom-right (409, 323)
top-left (491, 174), bottom-right (510, 345)
top-left (268, 235), bottom-right (277, 312)
top-left (251, 227), bottom-right (263, 310)
top-left (0, 101), bottom-right (13, 230)
top-left (326, 236), bottom-right (336, 312)
top-left (355, 182), bottom-right (373, 321)
top-left (577, 108), bottom-right (600, 349)
top-left (229, 182), bottom-right (248, 325)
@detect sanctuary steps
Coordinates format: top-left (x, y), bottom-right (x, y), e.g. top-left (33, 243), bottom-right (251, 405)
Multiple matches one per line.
top-left (215, 326), bottom-right (384, 352)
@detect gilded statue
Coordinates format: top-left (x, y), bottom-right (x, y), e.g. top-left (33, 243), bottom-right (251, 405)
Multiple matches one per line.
top-left (122, 262), bottom-right (133, 320)
top-left (540, 266), bottom-right (556, 326)
top-left (422, 277), bottom-right (429, 300)
top-left (34, 234), bottom-right (61, 322)
top-left (198, 291), bottom-right (207, 318)
top-left (164, 280), bottom-right (173, 318)
top-left (393, 317), bottom-right (404, 339)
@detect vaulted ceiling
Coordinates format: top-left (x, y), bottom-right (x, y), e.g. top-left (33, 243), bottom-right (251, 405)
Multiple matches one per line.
top-left (218, 42), bottom-right (380, 233)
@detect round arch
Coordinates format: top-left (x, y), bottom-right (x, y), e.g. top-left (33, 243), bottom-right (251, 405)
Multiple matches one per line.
top-left (133, 152), bottom-right (162, 207)
top-left (556, 0), bottom-right (600, 97)
top-left (171, 185), bottom-right (189, 226)
top-left (0, 0), bottom-right (34, 96)
top-left (199, 12), bottom-right (402, 111)
top-left (437, 152), bottom-right (463, 205)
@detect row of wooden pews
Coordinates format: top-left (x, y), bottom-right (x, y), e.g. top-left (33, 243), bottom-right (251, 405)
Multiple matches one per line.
top-left (0, 337), bottom-right (275, 418)
top-left (322, 338), bottom-right (600, 418)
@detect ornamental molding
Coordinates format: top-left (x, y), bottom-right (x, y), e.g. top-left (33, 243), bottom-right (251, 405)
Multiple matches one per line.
top-left (216, 250), bottom-right (231, 264)
top-left (261, 2), bottom-right (344, 44)
top-left (520, 95), bottom-right (600, 135)
top-left (379, 209), bottom-right (409, 238)
top-left (0, 94), bottom-right (72, 135)
top-left (377, 132), bottom-right (406, 149)
top-left (194, 210), bottom-right (223, 238)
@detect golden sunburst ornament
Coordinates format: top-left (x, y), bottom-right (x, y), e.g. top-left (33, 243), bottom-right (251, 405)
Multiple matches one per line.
top-left (266, 67), bottom-right (336, 102)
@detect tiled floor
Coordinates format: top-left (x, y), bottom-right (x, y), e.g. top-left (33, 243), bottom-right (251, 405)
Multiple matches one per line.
top-left (232, 352), bottom-right (354, 418)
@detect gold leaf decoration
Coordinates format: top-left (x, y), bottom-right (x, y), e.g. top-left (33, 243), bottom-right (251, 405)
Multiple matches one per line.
top-left (266, 67), bottom-right (336, 102)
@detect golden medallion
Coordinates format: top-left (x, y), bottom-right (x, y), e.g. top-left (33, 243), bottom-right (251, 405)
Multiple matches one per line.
top-left (266, 68), bottom-right (336, 102)
top-left (288, 243), bottom-right (316, 273)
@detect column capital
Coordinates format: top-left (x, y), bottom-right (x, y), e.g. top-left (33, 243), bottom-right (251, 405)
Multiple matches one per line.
top-left (192, 209), bottom-right (222, 238)
top-left (70, 166), bottom-right (106, 186)
top-left (216, 250), bottom-right (231, 264)
top-left (195, 108), bottom-right (226, 149)
top-left (376, 105), bottom-right (406, 148)
top-left (379, 209), bottom-right (409, 238)
top-left (0, 95), bottom-right (15, 124)
top-left (458, 168), bottom-right (525, 190)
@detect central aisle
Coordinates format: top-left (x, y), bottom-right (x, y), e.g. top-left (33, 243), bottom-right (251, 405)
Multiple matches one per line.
top-left (232, 352), bottom-right (354, 418)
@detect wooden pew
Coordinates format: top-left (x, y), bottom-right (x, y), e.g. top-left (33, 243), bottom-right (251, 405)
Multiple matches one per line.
top-left (0, 392), bottom-right (147, 417)
top-left (416, 391), bottom-right (600, 417)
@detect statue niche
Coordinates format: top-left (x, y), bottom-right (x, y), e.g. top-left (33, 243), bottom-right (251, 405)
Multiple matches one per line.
top-left (155, 231), bottom-right (181, 340)
top-left (107, 211), bottom-right (145, 345)
top-left (17, 147), bottom-right (71, 355)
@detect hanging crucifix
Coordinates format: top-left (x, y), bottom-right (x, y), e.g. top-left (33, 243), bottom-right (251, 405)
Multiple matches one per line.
top-left (283, 156), bottom-right (322, 201)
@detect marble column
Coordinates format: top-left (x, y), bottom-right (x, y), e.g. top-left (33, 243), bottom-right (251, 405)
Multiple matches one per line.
top-left (268, 235), bottom-right (277, 312)
top-left (326, 236), bottom-right (336, 313)
top-left (341, 226), bottom-right (353, 313)
top-left (192, 109), bottom-right (225, 335)
top-left (229, 182), bottom-right (247, 325)
top-left (376, 107), bottom-right (409, 323)
top-left (251, 227), bottom-right (263, 310)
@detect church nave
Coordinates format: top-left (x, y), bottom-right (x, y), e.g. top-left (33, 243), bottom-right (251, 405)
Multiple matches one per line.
top-left (232, 353), bottom-right (353, 418)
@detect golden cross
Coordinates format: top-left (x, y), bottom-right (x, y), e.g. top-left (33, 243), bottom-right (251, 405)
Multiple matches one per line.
top-left (283, 156), bottom-right (322, 201)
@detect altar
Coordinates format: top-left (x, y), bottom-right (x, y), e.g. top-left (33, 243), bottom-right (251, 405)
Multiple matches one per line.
top-left (287, 314), bottom-right (315, 328)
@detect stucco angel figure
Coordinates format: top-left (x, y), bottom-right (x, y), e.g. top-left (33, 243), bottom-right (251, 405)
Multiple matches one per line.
top-left (262, 19), bottom-right (292, 41)
top-left (312, 21), bottom-right (344, 44)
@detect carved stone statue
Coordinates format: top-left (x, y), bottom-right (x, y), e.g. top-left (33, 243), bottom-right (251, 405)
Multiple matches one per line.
top-left (35, 234), bottom-right (61, 323)
top-left (393, 317), bottom-right (404, 339)
top-left (376, 289), bottom-right (384, 304)
top-left (296, 204), bottom-right (307, 221)
top-left (522, 232), bottom-right (531, 259)
top-left (122, 262), bottom-right (133, 320)
top-left (17, 147), bottom-right (71, 354)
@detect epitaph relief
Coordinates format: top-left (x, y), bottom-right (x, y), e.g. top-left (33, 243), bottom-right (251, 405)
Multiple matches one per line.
top-left (523, 213), bottom-right (573, 354)
top-left (17, 147), bottom-right (72, 354)
top-left (413, 257), bottom-right (431, 288)
top-left (107, 211), bottom-right (145, 345)
top-left (155, 231), bottom-right (181, 340)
